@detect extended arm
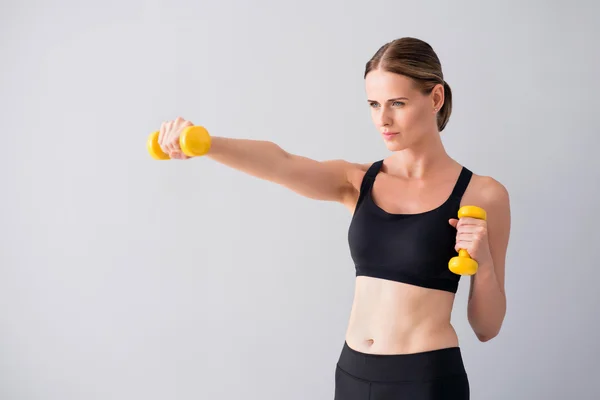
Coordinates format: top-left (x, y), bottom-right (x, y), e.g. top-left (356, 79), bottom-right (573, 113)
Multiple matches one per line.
top-left (206, 136), bottom-right (358, 203)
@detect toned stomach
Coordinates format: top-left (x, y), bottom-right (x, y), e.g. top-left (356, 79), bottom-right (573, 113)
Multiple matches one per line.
top-left (345, 276), bottom-right (459, 355)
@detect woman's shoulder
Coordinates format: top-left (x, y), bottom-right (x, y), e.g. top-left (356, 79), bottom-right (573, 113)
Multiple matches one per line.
top-left (343, 160), bottom-right (379, 188)
top-left (463, 169), bottom-right (510, 215)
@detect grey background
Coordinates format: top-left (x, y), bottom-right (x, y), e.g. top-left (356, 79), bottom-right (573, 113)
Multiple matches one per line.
top-left (2, 0), bottom-right (599, 399)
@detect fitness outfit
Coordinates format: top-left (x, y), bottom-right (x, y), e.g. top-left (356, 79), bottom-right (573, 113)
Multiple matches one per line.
top-left (335, 342), bottom-right (469, 400)
top-left (335, 160), bottom-right (473, 400)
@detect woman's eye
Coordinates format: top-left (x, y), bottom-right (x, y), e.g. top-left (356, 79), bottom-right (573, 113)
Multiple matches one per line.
top-left (369, 102), bottom-right (404, 108)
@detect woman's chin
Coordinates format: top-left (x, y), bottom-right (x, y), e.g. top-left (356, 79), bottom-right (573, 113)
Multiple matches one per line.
top-left (383, 140), bottom-right (407, 152)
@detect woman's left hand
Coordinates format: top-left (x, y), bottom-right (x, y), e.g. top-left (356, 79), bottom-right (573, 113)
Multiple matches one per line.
top-left (449, 217), bottom-right (493, 270)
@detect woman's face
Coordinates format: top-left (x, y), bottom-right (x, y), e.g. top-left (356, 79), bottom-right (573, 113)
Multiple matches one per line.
top-left (365, 69), bottom-right (440, 152)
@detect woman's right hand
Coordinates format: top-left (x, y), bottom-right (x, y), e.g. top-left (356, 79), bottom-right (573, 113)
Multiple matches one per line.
top-left (158, 116), bottom-right (194, 160)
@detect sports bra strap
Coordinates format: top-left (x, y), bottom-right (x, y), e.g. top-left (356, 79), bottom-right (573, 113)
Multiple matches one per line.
top-left (449, 166), bottom-right (473, 201)
top-left (355, 162), bottom-right (472, 210)
top-left (361, 160), bottom-right (383, 188)
top-left (356, 160), bottom-right (383, 207)
top-left (365, 160), bottom-right (384, 179)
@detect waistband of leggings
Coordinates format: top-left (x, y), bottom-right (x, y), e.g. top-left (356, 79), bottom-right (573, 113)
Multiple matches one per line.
top-left (336, 341), bottom-right (467, 383)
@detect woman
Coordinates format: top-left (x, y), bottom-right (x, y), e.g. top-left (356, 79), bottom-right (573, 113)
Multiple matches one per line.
top-left (157, 37), bottom-right (511, 399)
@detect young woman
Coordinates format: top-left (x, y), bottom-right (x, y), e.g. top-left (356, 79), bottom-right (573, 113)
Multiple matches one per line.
top-left (156, 37), bottom-right (511, 400)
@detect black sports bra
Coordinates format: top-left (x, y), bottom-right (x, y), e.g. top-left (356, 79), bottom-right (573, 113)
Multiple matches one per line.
top-left (347, 160), bottom-right (473, 293)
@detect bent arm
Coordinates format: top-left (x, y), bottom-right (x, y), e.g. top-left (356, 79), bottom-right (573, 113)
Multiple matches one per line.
top-left (467, 179), bottom-right (511, 342)
top-left (206, 136), bottom-right (357, 203)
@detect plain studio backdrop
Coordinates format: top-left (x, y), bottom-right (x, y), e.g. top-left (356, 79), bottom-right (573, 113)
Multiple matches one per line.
top-left (1, 0), bottom-right (599, 399)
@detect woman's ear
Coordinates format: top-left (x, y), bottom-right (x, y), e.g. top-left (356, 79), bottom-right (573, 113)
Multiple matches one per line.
top-left (432, 83), bottom-right (445, 111)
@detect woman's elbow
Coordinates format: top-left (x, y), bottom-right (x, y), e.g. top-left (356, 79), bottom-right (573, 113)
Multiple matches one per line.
top-left (476, 328), bottom-right (501, 342)
top-left (476, 333), bottom-right (495, 342)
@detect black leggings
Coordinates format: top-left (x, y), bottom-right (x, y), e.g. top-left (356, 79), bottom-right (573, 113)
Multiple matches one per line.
top-left (334, 341), bottom-right (469, 400)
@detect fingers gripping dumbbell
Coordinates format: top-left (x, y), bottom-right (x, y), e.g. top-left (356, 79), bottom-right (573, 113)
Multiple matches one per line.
top-left (147, 126), bottom-right (211, 160)
top-left (448, 205), bottom-right (487, 276)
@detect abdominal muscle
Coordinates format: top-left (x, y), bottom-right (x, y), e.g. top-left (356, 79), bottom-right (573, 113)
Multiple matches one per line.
top-left (344, 276), bottom-right (459, 355)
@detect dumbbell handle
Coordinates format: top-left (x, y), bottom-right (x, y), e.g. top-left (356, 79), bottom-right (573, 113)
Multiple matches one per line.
top-left (147, 126), bottom-right (211, 160)
top-left (448, 205), bottom-right (487, 275)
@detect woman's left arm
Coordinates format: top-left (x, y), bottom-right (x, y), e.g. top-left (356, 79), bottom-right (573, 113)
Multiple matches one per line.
top-left (450, 178), bottom-right (511, 342)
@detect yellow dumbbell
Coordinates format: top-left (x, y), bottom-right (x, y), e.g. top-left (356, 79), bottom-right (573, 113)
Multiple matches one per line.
top-left (448, 205), bottom-right (487, 275)
top-left (147, 125), bottom-right (211, 160)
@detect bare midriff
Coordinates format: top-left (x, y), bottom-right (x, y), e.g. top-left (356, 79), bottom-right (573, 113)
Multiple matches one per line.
top-left (345, 276), bottom-right (459, 355)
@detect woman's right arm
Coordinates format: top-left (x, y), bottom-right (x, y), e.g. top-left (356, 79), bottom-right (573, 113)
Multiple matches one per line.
top-left (206, 136), bottom-right (360, 204)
